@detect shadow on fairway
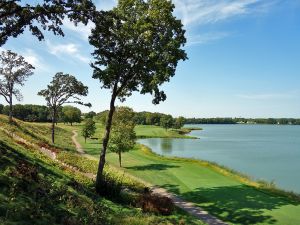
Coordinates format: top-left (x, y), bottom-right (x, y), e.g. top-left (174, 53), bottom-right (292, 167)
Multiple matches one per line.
top-left (125, 163), bottom-right (180, 171)
top-left (159, 183), bottom-right (299, 225)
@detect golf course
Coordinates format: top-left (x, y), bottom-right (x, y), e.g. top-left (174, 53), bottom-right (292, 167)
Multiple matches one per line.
top-left (63, 122), bottom-right (300, 225)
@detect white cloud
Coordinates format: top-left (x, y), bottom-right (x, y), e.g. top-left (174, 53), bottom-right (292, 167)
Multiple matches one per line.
top-left (46, 41), bottom-right (90, 63)
top-left (187, 31), bottom-right (230, 46)
top-left (173, 0), bottom-right (276, 27)
top-left (15, 49), bottom-right (48, 72)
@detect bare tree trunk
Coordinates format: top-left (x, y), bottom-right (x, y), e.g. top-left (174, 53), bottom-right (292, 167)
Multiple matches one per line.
top-left (95, 92), bottom-right (116, 193)
top-left (118, 151), bottom-right (122, 167)
top-left (51, 108), bottom-right (56, 144)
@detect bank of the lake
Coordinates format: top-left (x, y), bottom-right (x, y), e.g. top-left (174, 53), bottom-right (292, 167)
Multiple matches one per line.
top-left (138, 124), bottom-right (300, 194)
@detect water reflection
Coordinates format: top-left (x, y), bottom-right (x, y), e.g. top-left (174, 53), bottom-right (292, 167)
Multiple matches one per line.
top-left (160, 139), bottom-right (173, 153)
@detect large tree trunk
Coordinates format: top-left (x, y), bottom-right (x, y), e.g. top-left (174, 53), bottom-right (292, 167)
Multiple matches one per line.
top-left (118, 151), bottom-right (122, 167)
top-left (95, 93), bottom-right (117, 193)
top-left (51, 108), bottom-right (56, 144)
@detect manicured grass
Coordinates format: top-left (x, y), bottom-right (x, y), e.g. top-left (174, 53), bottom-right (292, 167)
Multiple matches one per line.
top-left (135, 125), bottom-right (197, 139)
top-left (69, 121), bottom-right (300, 225)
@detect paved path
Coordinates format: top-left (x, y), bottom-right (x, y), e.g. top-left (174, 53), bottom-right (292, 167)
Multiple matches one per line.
top-left (71, 130), bottom-right (227, 225)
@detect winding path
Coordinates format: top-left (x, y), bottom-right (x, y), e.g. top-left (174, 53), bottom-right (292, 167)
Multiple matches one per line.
top-left (71, 130), bottom-right (227, 225)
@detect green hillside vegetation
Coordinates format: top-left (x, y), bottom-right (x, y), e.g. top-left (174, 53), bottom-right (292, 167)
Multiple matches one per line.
top-left (71, 121), bottom-right (300, 225)
top-left (0, 115), bottom-right (203, 225)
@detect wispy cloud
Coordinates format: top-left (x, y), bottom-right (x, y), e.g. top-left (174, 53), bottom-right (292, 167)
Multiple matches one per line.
top-left (173, 0), bottom-right (277, 27)
top-left (173, 0), bottom-right (278, 46)
top-left (46, 41), bottom-right (90, 63)
top-left (187, 31), bottom-right (230, 46)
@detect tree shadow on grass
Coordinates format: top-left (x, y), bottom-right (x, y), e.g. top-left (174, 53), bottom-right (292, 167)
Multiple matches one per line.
top-left (183, 183), bottom-right (299, 224)
top-left (125, 163), bottom-right (180, 171)
top-left (157, 182), bottom-right (300, 224)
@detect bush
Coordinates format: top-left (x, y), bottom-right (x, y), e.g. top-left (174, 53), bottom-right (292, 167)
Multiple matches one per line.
top-left (138, 189), bottom-right (175, 215)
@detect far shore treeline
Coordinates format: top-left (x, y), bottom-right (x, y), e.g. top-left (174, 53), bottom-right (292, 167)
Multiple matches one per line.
top-left (0, 103), bottom-right (299, 125)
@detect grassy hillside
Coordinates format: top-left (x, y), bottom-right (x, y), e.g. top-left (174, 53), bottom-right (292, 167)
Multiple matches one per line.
top-left (67, 120), bottom-right (300, 225)
top-left (0, 115), bottom-right (203, 225)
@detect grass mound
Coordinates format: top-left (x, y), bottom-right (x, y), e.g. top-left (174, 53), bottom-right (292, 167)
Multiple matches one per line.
top-left (0, 115), bottom-right (204, 225)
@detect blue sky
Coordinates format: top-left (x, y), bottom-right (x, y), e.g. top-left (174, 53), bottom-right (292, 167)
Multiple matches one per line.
top-left (1, 0), bottom-right (300, 118)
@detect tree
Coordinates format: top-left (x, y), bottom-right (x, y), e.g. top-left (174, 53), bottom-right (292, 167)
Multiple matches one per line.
top-left (108, 107), bottom-right (136, 167)
top-left (0, 103), bottom-right (3, 114)
top-left (38, 72), bottom-right (90, 143)
top-left (89, 0), bottom-right (187, 191)
top-left (61, 105), bottom-right (82, 125)
top-left (174, 116), bottom-right (185, 129)
top-left (0, 0), bottom-right (96, 46)
top-left (160, 114), bottom-right (174, 130)
top-left (0, 50), bottom-right (34, 122)
top-left (81, 118), bottom-right (96, 143)
top-left (85, 111), bottom-right (96, 119)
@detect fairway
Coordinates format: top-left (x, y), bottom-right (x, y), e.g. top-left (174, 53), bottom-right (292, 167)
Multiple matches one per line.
top-left (76, 124), bottom-right (300, 225)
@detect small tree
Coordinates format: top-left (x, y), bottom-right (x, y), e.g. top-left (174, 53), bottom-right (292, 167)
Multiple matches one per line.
top-left (38, 72), bottom-right (90, 143)
top-left (0, 50), bottom-right (34, 123)
top-left (0, 0), bottom-right (96, 46)
top-left (0, 104), bottom-right (3, 114)
top-left (89, 0), bottom-right (187, 191)
top-left (61, 105), bottom-right (82, 126)
top-left (108, 107), bottom-right (136, 167)
top-left (85, 111), bottom-right (96, 119)
top-left (174, 116), bottom-right (185, 129)
top-left (82, 118), bottom-right (96, 143)
top-left (160, 115), bottom-right (174, 130)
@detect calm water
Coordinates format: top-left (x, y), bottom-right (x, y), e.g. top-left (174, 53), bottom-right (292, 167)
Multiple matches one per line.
top-left (138, 124), bottom-right (300, 193)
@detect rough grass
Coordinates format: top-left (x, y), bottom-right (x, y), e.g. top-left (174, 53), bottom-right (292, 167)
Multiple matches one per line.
top-left (0, 115), bottom-right (204, 225)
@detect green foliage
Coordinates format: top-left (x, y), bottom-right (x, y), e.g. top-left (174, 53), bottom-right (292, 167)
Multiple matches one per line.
top-left (81, 118), bottom-right (96, 142)
top-left (160, 114), bottom-right (174, 130)
top-left (84, 111), bottom-right (96, 119)
top-left (95, 110), bottom-right (109, 125)
top-left (38, 72), bottom-right (90, 143)
top-left (0, 103), bottom-right (3, 114)
top-left (57, 151), bottom-right (98, 174)
top-left (109, 107), bottom-right (136, 167)
top-left (2, 104), bottom-right (51, 122)
top-left (90, 0), bottom-right (187, 104)
top-left (38, 72), bottom-right (90, 109)
top-left (0, 0), bottom-right (96, 46)
top-left (185, 117), bottom-right (300, 125)
top-left (174, 116), bottom-right (185, 129)
top-left (61, 105), bottom-right (82, 125)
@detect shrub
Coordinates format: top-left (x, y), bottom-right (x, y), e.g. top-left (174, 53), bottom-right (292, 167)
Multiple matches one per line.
top-left (138, 190), bottom-right (175, 215)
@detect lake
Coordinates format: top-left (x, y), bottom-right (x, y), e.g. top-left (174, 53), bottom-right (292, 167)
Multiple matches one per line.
top-left (138, 124), bottom-right (300, 193)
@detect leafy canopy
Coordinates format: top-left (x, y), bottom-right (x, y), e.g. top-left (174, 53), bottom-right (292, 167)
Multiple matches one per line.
top-left (82, 118), bottom-right (96, 140)
top-left (89, 0), bottom-right (187, 104)
top-left (0, 0), bottom-right (96, 46)
top-left (38, 72), bottom-right (90, 110)
top-left (108, 107), bottom-right (136, 154)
